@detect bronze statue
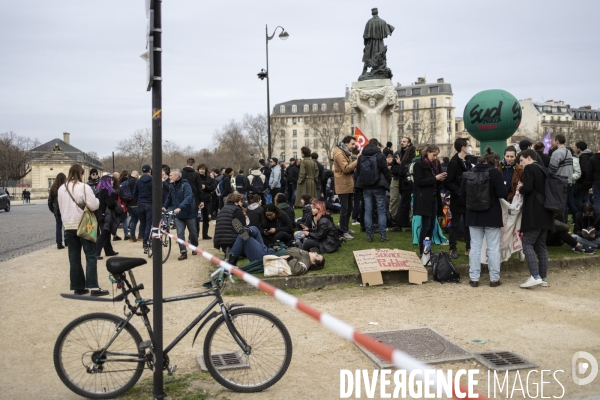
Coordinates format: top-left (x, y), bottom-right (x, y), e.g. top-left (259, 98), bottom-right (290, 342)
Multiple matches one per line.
top-left (359, 8), bottom-right (394, 81)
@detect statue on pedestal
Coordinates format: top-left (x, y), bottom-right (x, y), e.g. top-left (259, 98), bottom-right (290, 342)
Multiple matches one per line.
top-left (349, 86), bottom-right (398, 138)
top-left (359, 8), bottom-right (394, 81)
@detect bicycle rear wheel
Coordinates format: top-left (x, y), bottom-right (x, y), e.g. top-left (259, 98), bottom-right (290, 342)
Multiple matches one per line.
top-left (54, 313), bottom-right (145, 399)
top-left (203, 307), bottom-right (292, 392)
top-left (147, 232), bottom-right (171, 264)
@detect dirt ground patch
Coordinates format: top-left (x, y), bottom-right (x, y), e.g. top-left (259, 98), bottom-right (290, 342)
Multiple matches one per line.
top-left (0, 237), bottom-right (599, 399)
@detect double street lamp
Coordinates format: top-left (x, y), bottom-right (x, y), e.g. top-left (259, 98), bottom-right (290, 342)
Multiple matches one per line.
top-left (257, 25), bottom-right (289, 160)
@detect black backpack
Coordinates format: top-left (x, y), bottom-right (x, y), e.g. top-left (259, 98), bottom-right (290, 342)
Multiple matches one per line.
top-left (249, 175), bottom-right (265, 194)
top-left (430, 252), bottom-right (460, 283)
top-left (119, 180), bottom-right (134, 201)
top-left (463, 169), bottom-right (492, 211)
top-left (359, 154), bottom-right (379, 186)
top-left (533, 163), bottom-right (568, 213)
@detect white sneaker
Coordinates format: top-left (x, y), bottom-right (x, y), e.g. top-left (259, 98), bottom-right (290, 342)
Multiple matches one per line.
top-left (351, 221), bottom-right (360, 225)
top-left (541, 278), bottom-right (548, 287)
top-left (343, 232), bottom-right (354, 240)
top-left (348, 229), bottom-right (356, 235)
top-left (520, 276), bottom-right (543, 288)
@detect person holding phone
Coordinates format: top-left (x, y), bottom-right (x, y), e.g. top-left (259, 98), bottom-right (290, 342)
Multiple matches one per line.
top-left (261, 204), bottom-right (294, 246)
top-left (413, 144), bottom-right (447, 257)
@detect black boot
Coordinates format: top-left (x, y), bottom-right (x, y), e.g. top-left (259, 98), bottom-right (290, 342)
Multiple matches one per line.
top-left (227, 254), bottom-right (239, 266)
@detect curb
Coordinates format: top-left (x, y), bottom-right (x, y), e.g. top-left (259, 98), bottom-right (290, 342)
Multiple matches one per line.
top-left (224, 254), bottom-right (600, 294)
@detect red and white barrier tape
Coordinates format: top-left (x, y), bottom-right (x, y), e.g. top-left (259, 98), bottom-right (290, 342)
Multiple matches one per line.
top-left (155, 228), bottom-right (488, 400)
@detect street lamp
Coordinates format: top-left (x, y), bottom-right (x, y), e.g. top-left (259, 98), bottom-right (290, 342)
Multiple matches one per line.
top-left (257, 25), bottom-right (289, 160)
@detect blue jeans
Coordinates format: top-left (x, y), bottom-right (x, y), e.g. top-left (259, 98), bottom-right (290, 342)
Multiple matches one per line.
top-left (129, 206), bottom-right (139, 239)
top-left (573, 234), bottom-right (600, 249)
top-left (230, 226), bottom-right (274, 262)
top-left (175, 217), bottom-right (198, 254)
top-left (137, 202), bottom-right (152, 244)
top-left (363, 187), bottom-right (387, 237)
top-left (55, 215), bottom-right (64, 246)
top-left (122, 213), bottom-right (130, 238)
top-left (468, 226), bottom-right (501, 282)
top-left (564, 184), bottom-right (577, 222)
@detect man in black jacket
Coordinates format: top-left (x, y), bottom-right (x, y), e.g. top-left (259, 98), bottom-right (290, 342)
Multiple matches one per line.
top-left (444, 138), bottom-right (472, 259)
top-left (286, 158), bottom-right (299, 205)
top-left (355, 138), bottom-right (391, 242)
top-left (574, 141), bottom-right (593, 209)
top-left (133, 165), bottom-right (153, 251)
top-left (181, 158), bottom-right (203, 243)
top-left (198, 164), bottom-right (216, 239)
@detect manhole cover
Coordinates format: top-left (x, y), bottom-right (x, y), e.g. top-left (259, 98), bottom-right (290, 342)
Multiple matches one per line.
top-left (358, 328), bottom-right (473, 368)
top-left (196, 351), bottom-right (250, 371)
top-left (474, 351), bottom-right (537, 371)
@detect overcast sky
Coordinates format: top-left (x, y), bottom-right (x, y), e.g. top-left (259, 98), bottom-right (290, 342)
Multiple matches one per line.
top-left (2, 0), bottom-right (599, 157)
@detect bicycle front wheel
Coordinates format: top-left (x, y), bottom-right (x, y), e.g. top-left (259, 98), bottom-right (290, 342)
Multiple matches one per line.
top-left (203, 307), bottom-right (292, 392)
top-left (54, 313), bottom-right (145, 399)
top-left (147, 233), bottom-right (171, 264)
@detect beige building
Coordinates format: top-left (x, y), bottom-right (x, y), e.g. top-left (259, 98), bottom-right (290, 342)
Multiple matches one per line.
top-left (517, 99), bottom-right (574, 141)
top-left (396, 77), bottom-right (456, 157)
top-left (24, 132), bottom-right (103, 199)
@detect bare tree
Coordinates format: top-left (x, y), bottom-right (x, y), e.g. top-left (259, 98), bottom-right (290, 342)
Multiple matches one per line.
top-left (398, 107), bottom-right (443, 151)
top-left (242, 113), bottom-right (275, 160)
top-left (572, 124), bottom-right (600, 151)
top-left (307, 108), bottom-right (351, 168)
top-left (0, 131), bottom-right (40, 186)
top-left (213, 120), bottom-right (255, 172)
top-left (116, 128), bottom-right (152, 172)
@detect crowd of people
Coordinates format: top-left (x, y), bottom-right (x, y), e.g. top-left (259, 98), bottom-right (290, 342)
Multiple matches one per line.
top-left (52, 133), bottom-right (598, 294)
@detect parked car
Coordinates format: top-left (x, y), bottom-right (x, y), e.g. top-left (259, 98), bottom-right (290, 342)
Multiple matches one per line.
top-left (0, 189), bottom-right (10, 212)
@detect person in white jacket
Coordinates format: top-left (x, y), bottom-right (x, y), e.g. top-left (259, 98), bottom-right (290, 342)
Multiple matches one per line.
top-left (58, 164), bottom-right (108, 296)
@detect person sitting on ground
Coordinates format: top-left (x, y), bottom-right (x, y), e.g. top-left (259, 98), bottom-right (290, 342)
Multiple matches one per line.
top-left (261, 203), bottom-right (294, 247)
top-left (573, 202), bottom-right (600, 249)
top-left (274, 193), bottom-right (295, 223)
top-left (546, 213), bottom-right (595, 254)
top-left (246, 194), bottom-right (265, 228)
top-left (295, 201), bottom-right (341, 254)
top-left (213, 193), bottom-right (247, 257)
top-left (295, 193), bottom-right (314, 228)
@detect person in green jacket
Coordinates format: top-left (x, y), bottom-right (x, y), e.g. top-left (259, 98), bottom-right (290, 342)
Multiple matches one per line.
top-left (295, 147), bottom-right (319, 207)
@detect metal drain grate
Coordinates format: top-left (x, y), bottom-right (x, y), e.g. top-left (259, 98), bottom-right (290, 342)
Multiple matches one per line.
top-left (358, 328), bottom-right (473, 368)
top-left (474, 351), bottom-right (537, 371)
top-left (196, 351), bottom-right (250, 371)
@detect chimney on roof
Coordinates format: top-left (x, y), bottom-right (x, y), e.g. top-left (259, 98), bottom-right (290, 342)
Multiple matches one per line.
top-left (417, 77), bottom-right (426, 84)
top-left (345, 85), bottom-right (349, 93)
top-left (437, 78), bottom-right (444, 83)
top-left (63, 132), bottom-right (70, 144)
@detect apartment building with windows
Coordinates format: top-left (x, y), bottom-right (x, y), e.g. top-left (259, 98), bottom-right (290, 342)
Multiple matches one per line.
top-left (517, 99), bottom-right (574, 141)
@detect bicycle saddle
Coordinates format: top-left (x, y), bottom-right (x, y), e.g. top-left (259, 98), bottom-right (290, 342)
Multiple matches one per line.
top-left (106, 257), bottom-right (148, 274)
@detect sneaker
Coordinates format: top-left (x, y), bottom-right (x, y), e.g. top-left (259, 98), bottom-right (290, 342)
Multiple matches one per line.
top-left (232, 219), bottom-right (250, 241)
top-left (584, 246), bottom-right (596, 254)
top-left (541, 278), bottom-right (548, 287)
top-left (489, 281), bottom-right (502, 287)
top-left (469, 280), bottom-right (479, 288)
top-left (348, 229), bottom-right (356, 235)
top-left (143, 244), bottom-right (149, 254)
top-left (380, 236), bottom-right (390, 242)
top-left (202, 235), bottom-right (212, 240)
top-left (449, 249), bottom-right (458, 259)
top-left (367, 236), bottom-right (373, 242)
top-left (520, 275), bottom-right (543, 288)
top-left (343, 232), bottom-right (354, 240)
top-left (351, 220), bottom-right (360, 225)
top-left (57, 244), bottom-right (65, 250)
top-left (572, 246), bottom-right (586, 254)
top-left (124, 236), bottom-right (131, 240)
top-left (178, 253), bottom-right (187, 261)
top-left (90, 288), bottom-right (109, 296)
top-left (113, 236), bottom-right (122, 241)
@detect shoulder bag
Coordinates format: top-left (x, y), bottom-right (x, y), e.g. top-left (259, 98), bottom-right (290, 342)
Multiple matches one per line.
top-left (66, 183), bottom-right (98, 243)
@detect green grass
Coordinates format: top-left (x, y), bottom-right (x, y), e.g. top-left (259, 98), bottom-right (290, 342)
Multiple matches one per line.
top-left (120, 372), bottom-right (229, 400)
top-left (234, 208), bottom-right (591, 278)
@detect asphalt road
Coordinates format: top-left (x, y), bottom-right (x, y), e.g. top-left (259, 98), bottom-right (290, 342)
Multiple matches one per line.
top-left (0, 203), bottom-right (56, 262)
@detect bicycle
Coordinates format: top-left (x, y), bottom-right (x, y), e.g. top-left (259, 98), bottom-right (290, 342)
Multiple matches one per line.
top-left (53, 257), bottom-right (292, 398)
top-left (147, 211), bottom-right (172, 263)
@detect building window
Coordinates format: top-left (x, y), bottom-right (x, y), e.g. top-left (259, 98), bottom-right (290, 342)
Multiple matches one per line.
top-left (542, 116), bottom-right (546, 122)
top-left (398, 112), bottom-right (405, 122)
top-left (413, 111), bottom-right (419, 121)
top-left (412, 88), bottom-right (421, 95)
top-left (304, 129), bottom-right (309, 137)
top-left (314, 139), bottom-right (319, 149)
top-left (398, 125), bottom-right (404, 134)
top-left (293, 140), bottom-right (297, 149)
top-left (280, 140), bottom-right (285, 149)
top-left (447, 133), bottom-right (451, 143)
top-left (329, 116), bottom-right (333, 123)
top-left (430, 109), bottom-right (436, 120)
top-left (430, 98), bottom-right (437, 108)
top-left (445, 97), bottom-right (451, 107)
top-left (399, 100), bottom-right (404, 110)
top-left (304, 104), bottom-right (309, 112)
top-left (292, 129), bottom-right (297, 136)
top-left (293, 152), bottom-right (297, 159)
top-left (292, 117), bottom-right (297, 124)
top-left (398, 89), bottom-right (406, 96)
top-left (48, 178), bottom-right (55, 188)
top-left (312, 104), bottom-right (318, 112)
top-left (413, 99), bottom-right (419, 109)
top-left (431, 122), bottom-right (436, 131)
top-left (334, 115), bottom-right (339, 122)
top-left (320, 104), bottom-right (326, 112)
top-left (334, 128), bottom-right (340, 135)
top-left (447, 122), bottom-right (452, 132)
top-left (322, 116), bottom-right (327, 123)
top-left (430, 86), bottom-right (439, 94)
top-left (314, 129), bottom-right (319, 136)
top-left (333, 103), bottom-right (339, 111)
top-left (280, 105), bottom-right (285, 113)
top-left (304, 139), bottom-right (309, 147)
top-left (280, 130), bottom-right (285, 137)
top-left (292, 105), bottom-right (297, 113)
top-left (447, 110), bottom-right (452, 119)
top-left (286, 117), bottom-right (291, 124)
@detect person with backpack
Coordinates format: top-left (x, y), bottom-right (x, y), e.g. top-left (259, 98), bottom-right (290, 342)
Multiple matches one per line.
top-left (548, 134), bottom-right (574, 222)
top-left (413, 144), bottom-right (447, 257)
top-left (518, 149), bottom-right (555, 288)
top-left (444, 138), bottom-right (473, 259)
top-left (392, 145), bottom-right (416, 231)
top-left (295, 148), bottom-right (318, 207)
top-left (49, 172), bottom-right (67, 249)
top-left (234, 169), bottom-right (249, 197)
top-left (248, 164), bottom-right (266, 203)
top-left (459, 147), bottom-right (508, 287)
top-left (355, 138), bottom-right (391, 242)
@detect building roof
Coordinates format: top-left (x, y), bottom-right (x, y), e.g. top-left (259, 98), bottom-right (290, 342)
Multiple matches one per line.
top-left (569, 108), bottom-right (600, 121)
top-left (272, 97), bottom-right (345, 116)
top-left (396, 82), bottom-right (453, 97)
top-left (30, 138), bottom-right (103, 168)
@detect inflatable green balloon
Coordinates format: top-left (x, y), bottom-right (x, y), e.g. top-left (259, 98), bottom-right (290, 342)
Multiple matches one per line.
top-left (463, 89), bottom-right (522, 155)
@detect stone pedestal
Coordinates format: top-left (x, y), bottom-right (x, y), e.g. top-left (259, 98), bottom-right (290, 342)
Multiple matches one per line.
top-left (350, 79), bottom-right (398, 147)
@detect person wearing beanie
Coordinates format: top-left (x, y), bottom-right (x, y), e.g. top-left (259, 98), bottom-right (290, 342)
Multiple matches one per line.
top-left (87, 168), bottom-right (100, 193)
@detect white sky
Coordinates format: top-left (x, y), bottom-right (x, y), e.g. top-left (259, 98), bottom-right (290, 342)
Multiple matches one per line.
top-left (1, 0), bottom-right (599, 157)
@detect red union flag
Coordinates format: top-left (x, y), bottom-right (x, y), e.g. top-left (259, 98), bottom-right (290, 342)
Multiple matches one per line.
top-left (353, 127), bottom-right (368, 151)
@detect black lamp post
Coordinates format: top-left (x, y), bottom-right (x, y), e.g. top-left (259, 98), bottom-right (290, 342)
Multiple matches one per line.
top-left (257, 25), bottom-right (289, 160)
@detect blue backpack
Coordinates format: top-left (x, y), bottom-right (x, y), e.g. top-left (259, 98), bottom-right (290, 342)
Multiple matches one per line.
top-left (119, 180), bottom-right (133, 201)
top-left (359, 154), bottom-right (379, 186)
